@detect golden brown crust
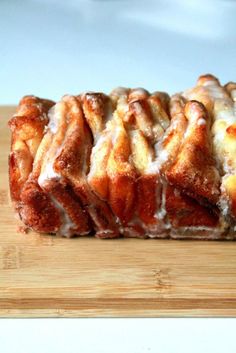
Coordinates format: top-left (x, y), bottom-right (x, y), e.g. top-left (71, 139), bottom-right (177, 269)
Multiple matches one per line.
top-left (20, 180), bottom-right (61, 233)
top-left (224, 82), bottom-right (236, 95)
top-left (158, 94), bottom-right (188, 174)
top-left (197, 74), bottom-right (220, 87)
top-left (137, 175), bottom-right (160, 225)
top-left (87, 130), bottom-right (112, 200)
top-left (106, 119), bottom-right (137, 224)
top-left (183, 76), bottom-right (236, 227)
top-left (8, 96), bottom-right (54, 202)
top-left (52, 95), bottom-right (119, 237)
top-left (107, 88), bottom-right (169, 236)
top-left (8, 75), bottom-right (236, 239)
top-left (165, 100), bottom-right (220, 205)
top-left (80, 92), bottom-right (109, 140)
top-left (81, 93), bottom-right (113, 201)
top-left (165, 185), bottom-right (219, 228)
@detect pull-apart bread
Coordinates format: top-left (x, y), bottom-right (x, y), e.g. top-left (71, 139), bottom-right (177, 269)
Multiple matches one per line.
top-left (8, 75), bottom-right (236, 239)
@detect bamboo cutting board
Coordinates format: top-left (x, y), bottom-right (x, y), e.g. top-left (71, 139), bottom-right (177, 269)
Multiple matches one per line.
top-left (1, 106), bottom-right (236, 317)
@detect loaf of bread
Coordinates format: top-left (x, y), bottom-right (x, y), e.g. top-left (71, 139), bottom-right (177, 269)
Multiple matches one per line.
top-left (8, 75), bottom-right (236, 239)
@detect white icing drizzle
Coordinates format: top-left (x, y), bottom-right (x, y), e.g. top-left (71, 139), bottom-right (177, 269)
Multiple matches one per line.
top-left (197, 118), bottom-right (206, 126)
top-left (38, 103), bottom-right (67, 186)
top-left (47, 106), bottom-right (59, 134)
top-left (50, 196), bottom-right (77, 237)
top-left (38, 161), bottom-right (60, 187)
top-left (184, 78), bottom-right (236, 226)
top-left (88, 97), bottom-right (115, 179)
top-left (147, 147), bottom-right (169, 174)
top-left (155, 179), bottom-right (170, 230)
top-left (38, 101), bottom-right (81, 237)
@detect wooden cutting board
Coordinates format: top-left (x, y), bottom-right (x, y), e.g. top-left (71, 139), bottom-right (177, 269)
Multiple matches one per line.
top-left (1, 106), bottom-right (236, 317)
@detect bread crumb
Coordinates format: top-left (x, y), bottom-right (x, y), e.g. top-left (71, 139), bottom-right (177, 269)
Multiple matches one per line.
top-left (17, 225), bottom-right (29, 234)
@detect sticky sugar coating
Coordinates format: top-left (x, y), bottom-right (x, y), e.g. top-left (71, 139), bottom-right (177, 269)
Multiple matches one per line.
top-left (8, 75), bottom-right (236, 239)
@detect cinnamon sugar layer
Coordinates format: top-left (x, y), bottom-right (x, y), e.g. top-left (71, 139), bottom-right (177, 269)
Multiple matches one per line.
top-left (9, 75), bottom-right (236, 239)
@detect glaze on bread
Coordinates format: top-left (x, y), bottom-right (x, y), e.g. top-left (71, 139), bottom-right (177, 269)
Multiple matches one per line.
top-left (9, 75), bottom-right (236, 239)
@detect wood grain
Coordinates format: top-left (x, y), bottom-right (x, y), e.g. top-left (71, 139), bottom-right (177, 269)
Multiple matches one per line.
top-left (1, 106), bottom-right (236, 317)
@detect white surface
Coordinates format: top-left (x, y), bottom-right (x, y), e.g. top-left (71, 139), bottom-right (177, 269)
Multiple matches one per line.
top-left (0, 318), bottom-right (236, 353)
top-left (0, 0), bottom-right (236, 104)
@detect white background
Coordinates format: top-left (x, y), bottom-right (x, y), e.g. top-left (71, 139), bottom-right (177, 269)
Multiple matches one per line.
top-left (1, 1), bottom-right (236, 351)
top-left (0, 318), bottom-right (236, 353)
top-left (0, 0), bottom-right (235, 104)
